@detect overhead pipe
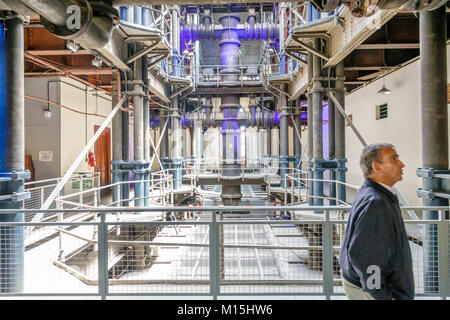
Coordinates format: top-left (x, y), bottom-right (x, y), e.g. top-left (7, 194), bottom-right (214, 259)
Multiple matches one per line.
top-left (0, 0), bottom-right (39, 20)
top-left (17, 0), bottom-right (120, 49)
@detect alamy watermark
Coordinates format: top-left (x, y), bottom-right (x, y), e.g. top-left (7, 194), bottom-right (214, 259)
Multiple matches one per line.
top-left (366, 265), bottom-right (381, 290)
top-left (66, 5), bottom-right (81, 31)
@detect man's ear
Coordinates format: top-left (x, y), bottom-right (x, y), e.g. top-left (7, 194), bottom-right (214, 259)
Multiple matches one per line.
top-left (371, 160), bottom-right (380, 173)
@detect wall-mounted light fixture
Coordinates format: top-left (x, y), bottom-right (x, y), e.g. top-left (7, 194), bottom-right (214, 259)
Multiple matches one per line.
top-left (44, 109), bottom-right (52, 119)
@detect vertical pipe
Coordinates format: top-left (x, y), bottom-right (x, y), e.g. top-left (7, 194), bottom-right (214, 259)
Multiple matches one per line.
top-left (171, 97), bottom-right (182, 189)
top-left (133, 54), bottom-right (144, 207)
top-left (328, 78), bottom-right (336, 206)
top-left (293, 99), bottom-right (302, 187)
top-left (142, 57), bottom-right (150, 206)
top-left (334, 61), bottom-right (346, 204)
top-left (278, 3), bottom-right (287, 75)
top-left (171, 7), bottom-right (180, 77)
top-left (279, 84), bottom-right (288, 188)
top-left (0, 18), bottom-right (25, 293)
top-left (307, 52), bottom-right (314, 205)
top-left (219, 15), bottom-right (242, 206)
top-left (419, 5), bottom-right (448, 294)
top-left (293, 99), bottom-right (302, 169)
top-left (111, 71), bottom-right (122, 206)
top-left (121, 98), bottom-right (130, 206)
top-left (312, 39), bottom-right (323, 207)
top-left (134, 6), bottom-right (142, 25)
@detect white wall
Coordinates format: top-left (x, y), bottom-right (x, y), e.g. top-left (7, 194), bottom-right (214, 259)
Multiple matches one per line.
top-left (59, 78), bottom-right (112, 176)
top-left (25, 78), bottom-right (62, 180)
top-left (345, 46), bottom-right (450, 205)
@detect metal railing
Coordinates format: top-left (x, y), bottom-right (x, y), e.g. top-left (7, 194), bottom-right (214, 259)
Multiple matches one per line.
top-left (24, 172), bottom-right (100, 220)
top-left (0, 205), bottom-right (448, 299)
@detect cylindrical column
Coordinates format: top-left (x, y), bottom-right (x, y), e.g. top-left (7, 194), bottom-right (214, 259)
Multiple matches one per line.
top-left (279, 84), bottom-right (289, 188)
top-left (419, 5), bottom-right (449, 294)
top-left (328, 80), bottom-right (336, 206)
top-left (121, 96), bottom-right (130, 206)
top-left (193, 117), bottom-right (204, 171)
top-left (219, 15), bottom-right (242, 206)
top-left (142, 57), bottom-right (150, 206)
top-left (334, 61), bottom-right (347, 204)
top-left (278, 3), bottom-right (287, 75)
top-left (307, 51), bottom-right (314, 205)
top-left (0, 17), bottom-right (25, 293)
top-left (171, 97), bottom-right (182, 189)
top-left (111, 71), bottom-right (122, 206)
top-left (133, 55), bottom-right (144, 207)
top-left (312, 39), bottom-right (324, 207)
top-left (293, 99), bottom-right (302, 167)
top-left (171, 7), bottom-right (180, 77)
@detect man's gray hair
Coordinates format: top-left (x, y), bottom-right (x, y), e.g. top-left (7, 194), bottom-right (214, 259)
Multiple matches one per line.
top-left (360, 143), bottom-right (395, 178)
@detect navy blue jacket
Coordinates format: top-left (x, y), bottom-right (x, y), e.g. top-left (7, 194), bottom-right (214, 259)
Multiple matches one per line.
top-left (339, 178), bottom-right (414, 300)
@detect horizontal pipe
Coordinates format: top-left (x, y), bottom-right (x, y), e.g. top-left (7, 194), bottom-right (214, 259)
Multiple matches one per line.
top-left (112, 0), bottom-right (297, 4)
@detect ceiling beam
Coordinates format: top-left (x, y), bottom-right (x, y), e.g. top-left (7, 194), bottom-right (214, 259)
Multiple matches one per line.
top-left (356, 43), bottom-right (420, 50)
top-left (25, 49), bottom-right (91, 56)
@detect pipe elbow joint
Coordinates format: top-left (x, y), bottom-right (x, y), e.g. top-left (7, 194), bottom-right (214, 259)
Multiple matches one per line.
top-left (40, 1), bottom-right (119, 49)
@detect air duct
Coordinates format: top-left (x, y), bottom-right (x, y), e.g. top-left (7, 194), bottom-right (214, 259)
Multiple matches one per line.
top-left (16, 0), bottom-right (119, 49)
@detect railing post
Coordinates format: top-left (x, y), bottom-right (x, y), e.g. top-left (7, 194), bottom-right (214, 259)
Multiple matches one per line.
top-left (291, 176), bottom-right (294, 205)
top-left (57, 202), bottom-right (64, 260)
top-left (438, 209), bottom-right (449, 299)
top-left (97, 212), bottom-right (108, 300)
top-left (94, 186), bottom-right (98, 207)
top-left (40, 187), bottom-right (44, 207)
top-left (209, 211), bottom-right (220, 299)
top-left (336, 181), bottom-right (340, 205)
top-left (322, 210), bottom-right (334, 300)
top-left (80, 176), bottom-right (83, 205)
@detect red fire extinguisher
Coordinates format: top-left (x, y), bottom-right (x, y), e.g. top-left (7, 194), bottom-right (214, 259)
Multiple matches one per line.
top-left (87, 151), bottom-right (96, 167)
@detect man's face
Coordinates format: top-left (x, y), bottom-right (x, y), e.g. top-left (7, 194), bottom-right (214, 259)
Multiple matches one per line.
top-left (374, 147), bottom-right (405, 186)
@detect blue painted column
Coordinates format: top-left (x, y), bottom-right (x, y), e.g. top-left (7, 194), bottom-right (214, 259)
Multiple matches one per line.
top-left (0, 18), bottom-right (29, 293)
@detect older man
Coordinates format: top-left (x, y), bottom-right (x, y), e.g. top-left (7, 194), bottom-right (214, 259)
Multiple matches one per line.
top-left (339, 143), bottom-right (414, 300)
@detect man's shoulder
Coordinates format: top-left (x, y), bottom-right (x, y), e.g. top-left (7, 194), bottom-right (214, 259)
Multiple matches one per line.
top-left (354, 184), bottom-right (387, 205)
top-left (352, 186), bottom-right (393, 217)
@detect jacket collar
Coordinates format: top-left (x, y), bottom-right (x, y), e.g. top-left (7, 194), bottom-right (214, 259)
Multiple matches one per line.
top-left (363, 178), bottom-right (399, 203)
